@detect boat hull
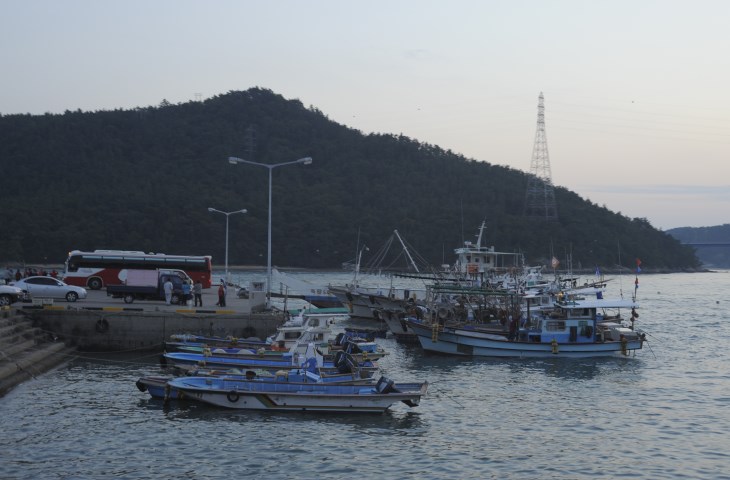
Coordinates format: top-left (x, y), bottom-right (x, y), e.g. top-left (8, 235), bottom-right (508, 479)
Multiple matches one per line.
top-left (168, 377), bottom-right (427, 413)
top-left (136, 376), bottom-right (179, 399)
top-left (329, 287), bottom-right (378, 319)
top-left (380, 310), bottom-right (419, 344)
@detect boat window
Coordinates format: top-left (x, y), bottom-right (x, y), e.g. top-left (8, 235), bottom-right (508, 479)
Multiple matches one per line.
top-left (545, 321), bottom-right (566, 331)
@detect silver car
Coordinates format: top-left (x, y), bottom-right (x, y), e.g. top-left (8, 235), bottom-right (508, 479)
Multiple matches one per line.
top-left (12, 276), bottom-right (88, 302)
top-left (0, 284), bottom-right (26, 306)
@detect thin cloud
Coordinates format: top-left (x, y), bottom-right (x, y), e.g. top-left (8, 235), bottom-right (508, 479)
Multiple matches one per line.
top-left (576, 185), bottom-right (730, 196)
top-left (403, 49), bottom-right (431, 60)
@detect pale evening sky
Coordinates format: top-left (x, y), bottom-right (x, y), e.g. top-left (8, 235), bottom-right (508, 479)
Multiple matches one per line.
top-left (2, 0), bottom-right (729, 230)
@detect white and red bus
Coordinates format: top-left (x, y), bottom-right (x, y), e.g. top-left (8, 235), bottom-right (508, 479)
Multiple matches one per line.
top-left (63, 250), bottom-right (213, 290)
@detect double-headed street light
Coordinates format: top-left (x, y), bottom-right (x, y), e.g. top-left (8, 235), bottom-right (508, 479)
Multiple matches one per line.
top-left (207, 207), bottom-right (248, 281)
top-left (227, 156), bottom-right (313, 308)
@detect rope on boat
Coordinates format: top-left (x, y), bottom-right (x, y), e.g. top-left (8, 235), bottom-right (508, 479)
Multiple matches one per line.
top-left (643, 339), bottom-right (657, 359)
top-left (427, 382), bottom-right (465, 408)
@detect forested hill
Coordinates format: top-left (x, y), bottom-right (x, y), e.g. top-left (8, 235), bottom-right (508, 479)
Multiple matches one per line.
top-left (0, 88), bottom-right (700, 272)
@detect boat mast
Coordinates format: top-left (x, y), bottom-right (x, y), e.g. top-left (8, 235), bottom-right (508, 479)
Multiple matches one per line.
top-left (354, 244), bottom-right (367, 286)
top-left (394, 229), bottom-right (420, 273)
top-left (475, 220), bottom-right (487, 249)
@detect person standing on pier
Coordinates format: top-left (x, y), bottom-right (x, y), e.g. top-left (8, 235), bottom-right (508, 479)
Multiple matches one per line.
top-left (181, 280), bottom-right (192, 306)
top-left (163, 277), bottom-right (173, 305)
top-left (216, 279), bottom-right (226, 307)
top-left (193, 279), bottom-right (203, 307)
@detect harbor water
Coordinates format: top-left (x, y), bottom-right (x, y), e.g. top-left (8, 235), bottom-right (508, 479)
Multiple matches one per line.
top-left (1, 270), bottom-right (729, 479)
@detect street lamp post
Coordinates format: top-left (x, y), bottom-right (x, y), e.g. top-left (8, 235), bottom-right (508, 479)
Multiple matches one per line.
top-left (227, 156), bottom-right (313, 308)
top-left (207, 207), bottom-right (248, 281)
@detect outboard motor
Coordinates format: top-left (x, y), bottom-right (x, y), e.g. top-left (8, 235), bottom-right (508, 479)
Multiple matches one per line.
top-left (375, 376), bottom-right (396, 394)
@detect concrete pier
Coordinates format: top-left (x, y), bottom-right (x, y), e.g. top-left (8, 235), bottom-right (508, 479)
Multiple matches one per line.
top-left (0, 286), bottom-right (289, 395)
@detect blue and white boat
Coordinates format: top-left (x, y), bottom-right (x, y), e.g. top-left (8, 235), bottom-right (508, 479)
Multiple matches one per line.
top-left (407, 295), bottom-right (646, 358)
top-left (162, 347), bottom-right (379, 378)
top-left (165, 375), bottom-right (427, 413)
top-left (136, 367), bottom-right (374, 401)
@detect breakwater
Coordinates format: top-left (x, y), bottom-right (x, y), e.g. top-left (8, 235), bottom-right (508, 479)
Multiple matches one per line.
top-left (31, 307), bottom-right (282, 351)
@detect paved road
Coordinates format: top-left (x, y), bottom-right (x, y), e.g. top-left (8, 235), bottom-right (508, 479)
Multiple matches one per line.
top-left (22, 287), bottom-right (263, 314)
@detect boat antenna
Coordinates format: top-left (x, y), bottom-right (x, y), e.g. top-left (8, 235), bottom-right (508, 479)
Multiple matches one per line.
top-left (617, 239), bottom-right (624, 299)
top-left (460, 199), bottom-right (465, 246)
top-left (633, 258), bottom-right (641, 302)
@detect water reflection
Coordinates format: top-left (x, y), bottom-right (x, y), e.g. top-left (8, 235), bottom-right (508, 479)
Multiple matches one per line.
top-left (387, 345), bottom-right (650, 386)
top-left (137, 394), bottom-right (426, 432)
top-left (508, 356), bottom-right (646, 380)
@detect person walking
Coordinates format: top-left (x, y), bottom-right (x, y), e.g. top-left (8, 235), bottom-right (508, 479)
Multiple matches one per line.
top-left (193, 279), bottom-right (203, 307)
top-left (163, 277), bottom-right (173, 305)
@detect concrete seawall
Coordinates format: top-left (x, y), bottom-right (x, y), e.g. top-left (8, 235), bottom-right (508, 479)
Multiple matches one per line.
top-left (32, 308), bottom-right (283, 351)
top-left (22, 286), bottom-right (285, 351)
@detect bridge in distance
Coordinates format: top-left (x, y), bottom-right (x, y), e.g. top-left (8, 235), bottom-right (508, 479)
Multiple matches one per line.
top-left (681, 242), bottom-right (730, 247)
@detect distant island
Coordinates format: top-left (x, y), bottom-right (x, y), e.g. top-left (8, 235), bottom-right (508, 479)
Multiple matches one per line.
top-left (667, 225), bottom-right (730, 268)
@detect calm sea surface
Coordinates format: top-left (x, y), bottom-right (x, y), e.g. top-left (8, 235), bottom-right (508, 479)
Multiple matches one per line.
top-left (1, 270), bottom-right (729, 479)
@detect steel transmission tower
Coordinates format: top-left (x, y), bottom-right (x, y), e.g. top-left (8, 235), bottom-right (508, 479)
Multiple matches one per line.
top-left (524, 92), bottom-right (558, 221)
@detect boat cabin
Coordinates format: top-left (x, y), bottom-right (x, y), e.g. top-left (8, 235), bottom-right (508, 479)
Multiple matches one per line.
top-left (523, 298), bottom-right (639, 344)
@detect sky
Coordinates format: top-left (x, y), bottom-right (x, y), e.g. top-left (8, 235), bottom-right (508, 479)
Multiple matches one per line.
top-left (2, 0), bottom-right (729, 230)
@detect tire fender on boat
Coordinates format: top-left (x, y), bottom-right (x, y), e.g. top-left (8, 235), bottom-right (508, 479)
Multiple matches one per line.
top-left (95, 318), bottom-right (109, 333)
top-left (437, 305), bottom-right (453, 320)
top-left (227, 391), bottom-right (240, 403)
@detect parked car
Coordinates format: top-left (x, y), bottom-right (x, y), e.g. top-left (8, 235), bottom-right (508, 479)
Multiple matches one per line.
top-left (12, 276), bottom-right (88, 302)
top-left (0, 284), bottom-right (27, 306)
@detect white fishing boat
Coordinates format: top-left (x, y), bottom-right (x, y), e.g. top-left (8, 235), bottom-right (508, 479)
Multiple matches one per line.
top-left (266, 309), bottom-right (347, 351)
